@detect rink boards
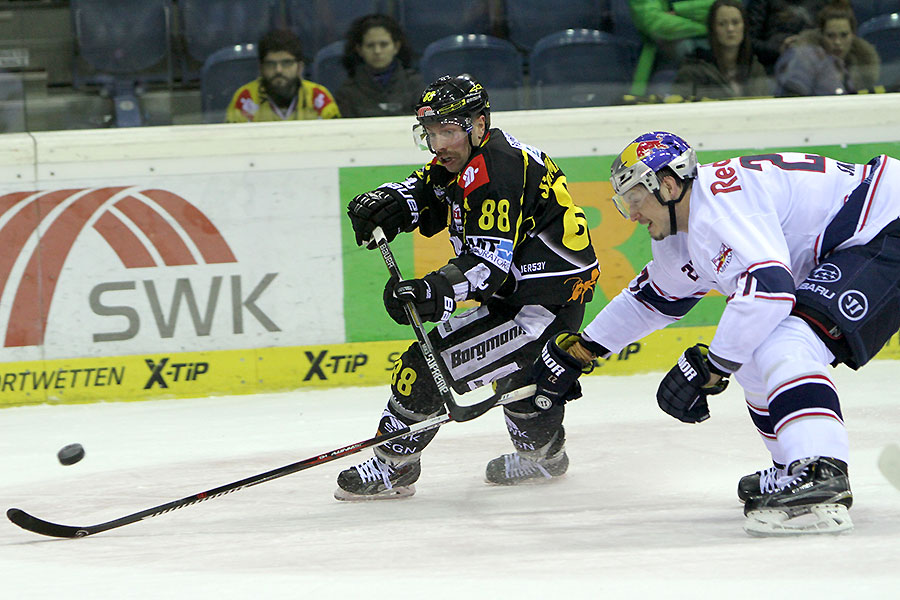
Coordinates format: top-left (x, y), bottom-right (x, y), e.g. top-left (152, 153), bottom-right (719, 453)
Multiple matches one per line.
top-left (0, 96), bottom-right (898, 406)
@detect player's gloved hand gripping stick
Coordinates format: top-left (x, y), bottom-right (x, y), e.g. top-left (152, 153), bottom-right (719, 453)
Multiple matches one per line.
top-left (370, 227), bottom-right (529, 422)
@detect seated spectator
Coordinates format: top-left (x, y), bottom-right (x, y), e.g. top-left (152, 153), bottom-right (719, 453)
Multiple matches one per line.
top-left (335, 14), bottom-right (424, 118)
top-left (628, 0), bottom-right (717, 95)
top-left (746, 0), bottom-right (830, 73)
top-left (672, 0), bottom-right (771, 99)
top-left (774, 0), bottom-right (880, 96)
top-left (227, 30), bottom-right (341, 123)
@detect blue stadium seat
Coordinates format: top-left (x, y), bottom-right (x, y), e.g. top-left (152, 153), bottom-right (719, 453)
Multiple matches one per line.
top-left (311, 40), bottom-right (348, 98)
top-left (420, 35), bottom-right (524, 110)
top-left (529, 29), bottom-right (640, 108)
top-left (859, 12), bottom-right (900, 90)
top-left (0, 72), bottom-right (25, 133)
top-left (397, 0), bottom-right (493, 59)
top-left (505, 0), bottom-right (608, 51)
top-left (200, 44), bottom-right (259, 123)
top-left (71, 0), bottom-right (172, 126)
top-left (180, 0), bottom-right (278, 81)
top-left (851, 1), bottom-right (900, 25)
top-left (71, 0), bottom-right (171, 88)
top-left (609, 0), bottom-right (642, 45)
top-left (286, 0), bottom-right (386, 61)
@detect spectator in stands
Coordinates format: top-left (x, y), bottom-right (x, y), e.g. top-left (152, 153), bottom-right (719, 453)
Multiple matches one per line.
top-left (774, 0), bottom-right (880, 96)
top-left (227, 30), bottom-right (340, 123)
top-left (746, 0), bottom-right (830, 73)
top-left (672, 0), bottom-right (771, 99)
top-left (335, 14), bottom-right (424, 118)
top-left (628, 0), bottom-right (717, 96)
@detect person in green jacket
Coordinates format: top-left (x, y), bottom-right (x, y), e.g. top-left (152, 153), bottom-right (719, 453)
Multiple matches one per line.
top-left (628, 0), bottom-right (716, 95)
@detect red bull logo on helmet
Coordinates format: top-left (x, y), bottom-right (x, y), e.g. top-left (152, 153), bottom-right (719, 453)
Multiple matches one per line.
top-left (635, 139), bottom-right (668, 158)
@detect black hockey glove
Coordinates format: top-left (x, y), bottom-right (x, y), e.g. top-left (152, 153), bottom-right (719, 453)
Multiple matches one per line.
top-left (656, 344), bottom-right (729, 424)
top-left (383, 273), bottom-right (456, 325)
top-left (531, 333), bottom-right (592, 411)
top-left (347, 189), bottom-right (411, 249)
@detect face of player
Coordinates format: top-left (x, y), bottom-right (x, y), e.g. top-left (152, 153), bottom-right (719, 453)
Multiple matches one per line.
top-left (357, 26), bottom-right (400, 72)
top-left (714, 5), bottom-right (744, 51)
top-left (822, 18), bottom-right (853, 60)
top-left (619, 178), bottom-right (679, 241)
top-left (261, 50), bottom-right (302, 98)
top-left (424, 115), bottom-right (486, 173)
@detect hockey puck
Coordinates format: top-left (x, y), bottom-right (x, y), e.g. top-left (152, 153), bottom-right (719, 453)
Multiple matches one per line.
top-left (57, 443), bottom-right (85, 466)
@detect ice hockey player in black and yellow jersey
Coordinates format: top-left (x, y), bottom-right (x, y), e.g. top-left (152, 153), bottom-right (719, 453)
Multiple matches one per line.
top-left (336, 74), bottom-right (599, 500)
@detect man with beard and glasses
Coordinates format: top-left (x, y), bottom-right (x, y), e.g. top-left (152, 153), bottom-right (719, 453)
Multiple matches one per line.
top-left (227, 29), bottom-right (341, 123)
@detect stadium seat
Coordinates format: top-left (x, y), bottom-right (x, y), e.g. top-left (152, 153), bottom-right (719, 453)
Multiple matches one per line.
top-left (71, 0), bottom-right (171, 88)
top-left (397, 0), bottom-right (493, 59)
top-left (859, 12), bottom-right (900, 91)
top-left (609, 0), bottom-right (642, 45)
top-left (529, 29), bottom-right (640, 109)
top-left (311, 40), bottom-right (348, 97)
top-left (851, 1), bottom-right (900, 25)
top-left (200, 44), bottom-right (259, 123)
top-left (505, 0), bottom-right (608, 51)
top-left (0, 72), bottom-right (25, 133)
top-left (420, 35), bottom-right (524, 111)
top-left (286, 0), bottom-right (386, 61)
top-left (180, 0), bottom-right (278, 81)
top-left (71, 0), bottom-right (172, 126)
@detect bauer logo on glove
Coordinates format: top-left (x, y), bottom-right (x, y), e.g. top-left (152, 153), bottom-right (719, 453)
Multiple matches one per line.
top-left (657, 344), bottom-right (729, 423)
top-left (530, 333), bottom-right (594, 411)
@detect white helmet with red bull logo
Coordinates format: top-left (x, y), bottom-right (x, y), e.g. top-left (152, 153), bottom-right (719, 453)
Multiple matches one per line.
top-left (610, 131), bottom-right (697, 235)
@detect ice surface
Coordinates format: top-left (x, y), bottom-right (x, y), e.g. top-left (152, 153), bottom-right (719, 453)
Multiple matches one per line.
top-left (2, 362), bottom-right (899, 599)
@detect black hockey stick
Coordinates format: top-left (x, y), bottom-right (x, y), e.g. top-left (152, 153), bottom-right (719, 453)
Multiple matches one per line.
top-left (372, 227), bottom-right (512, 422)
top-left (7, 383), bottom-right (536, 539)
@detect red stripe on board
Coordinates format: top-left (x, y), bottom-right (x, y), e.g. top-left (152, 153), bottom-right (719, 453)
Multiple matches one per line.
top-left (93, 212), bottom-right (157, 268)
top-left (5, 188), bottom-right (124, 347)
top-left (0, 191), bottom-right (36, 218)
top-left (0, 190), bottom-right (82, 319)
top-left (113, 195), bottom-right (196, 266)
top-left (141, 189), bottom-right (236, 264)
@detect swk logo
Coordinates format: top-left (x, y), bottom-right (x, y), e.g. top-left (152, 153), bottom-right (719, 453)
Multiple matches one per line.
top-left (144, 357), bottom-right (209, 389)
top-left (303, 350), bottom-right (368, 381)
top-left (0, 187), bottom-right (242, 347)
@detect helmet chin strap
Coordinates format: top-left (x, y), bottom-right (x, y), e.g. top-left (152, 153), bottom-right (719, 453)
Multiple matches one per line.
top-left (653, 181), bottom-right (690, 236)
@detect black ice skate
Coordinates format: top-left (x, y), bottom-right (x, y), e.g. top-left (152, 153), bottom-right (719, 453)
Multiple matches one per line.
top-left (737, 462), bottom-right (786, 503)
top-left (485, 448), bottom-right (569, 485)
top-left (334, 454), bottom-right (421, 501)
top-left (743, 456), bottom-right (853, 536)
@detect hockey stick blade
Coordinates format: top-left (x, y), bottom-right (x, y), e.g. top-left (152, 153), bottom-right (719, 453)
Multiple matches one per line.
top-left (449, 385), bottom-right (535, 422)
top-left (877, 443), bottom-right (900, 491)
top-left (7, 384), bottom-right (534, 539)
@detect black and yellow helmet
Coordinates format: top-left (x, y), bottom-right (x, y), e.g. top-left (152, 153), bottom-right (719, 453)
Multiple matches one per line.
top-left (415, 74), bottom-right (491, 131)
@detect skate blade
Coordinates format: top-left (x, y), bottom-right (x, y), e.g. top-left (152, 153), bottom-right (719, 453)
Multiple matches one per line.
top-left (333, 484), bottom-right (416, 502)
top-left (484, 473), bottom-right (566, 486)
top-left (743, 503), bottom-right (853, 537)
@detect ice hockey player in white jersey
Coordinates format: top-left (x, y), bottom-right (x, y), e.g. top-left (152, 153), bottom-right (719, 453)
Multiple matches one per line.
top-left (531, 131), bottom-right (900, 535)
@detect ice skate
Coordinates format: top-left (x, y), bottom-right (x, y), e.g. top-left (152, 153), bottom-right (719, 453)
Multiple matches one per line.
top-left (737, 462), bottom-right (786, 503)
top-left (334, 454), bottom-right (421, 501)
top-left (485, 445), bottom-right (568, 485)
top-left (743, 456), bottom-right (853, 536)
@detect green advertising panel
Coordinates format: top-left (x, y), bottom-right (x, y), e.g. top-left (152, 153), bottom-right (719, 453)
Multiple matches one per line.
top-left (340, 142), bottom-right (900, 342)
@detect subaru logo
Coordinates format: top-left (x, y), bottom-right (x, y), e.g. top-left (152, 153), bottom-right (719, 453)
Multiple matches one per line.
top-left (808, 263), bottom-right (841, 283)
